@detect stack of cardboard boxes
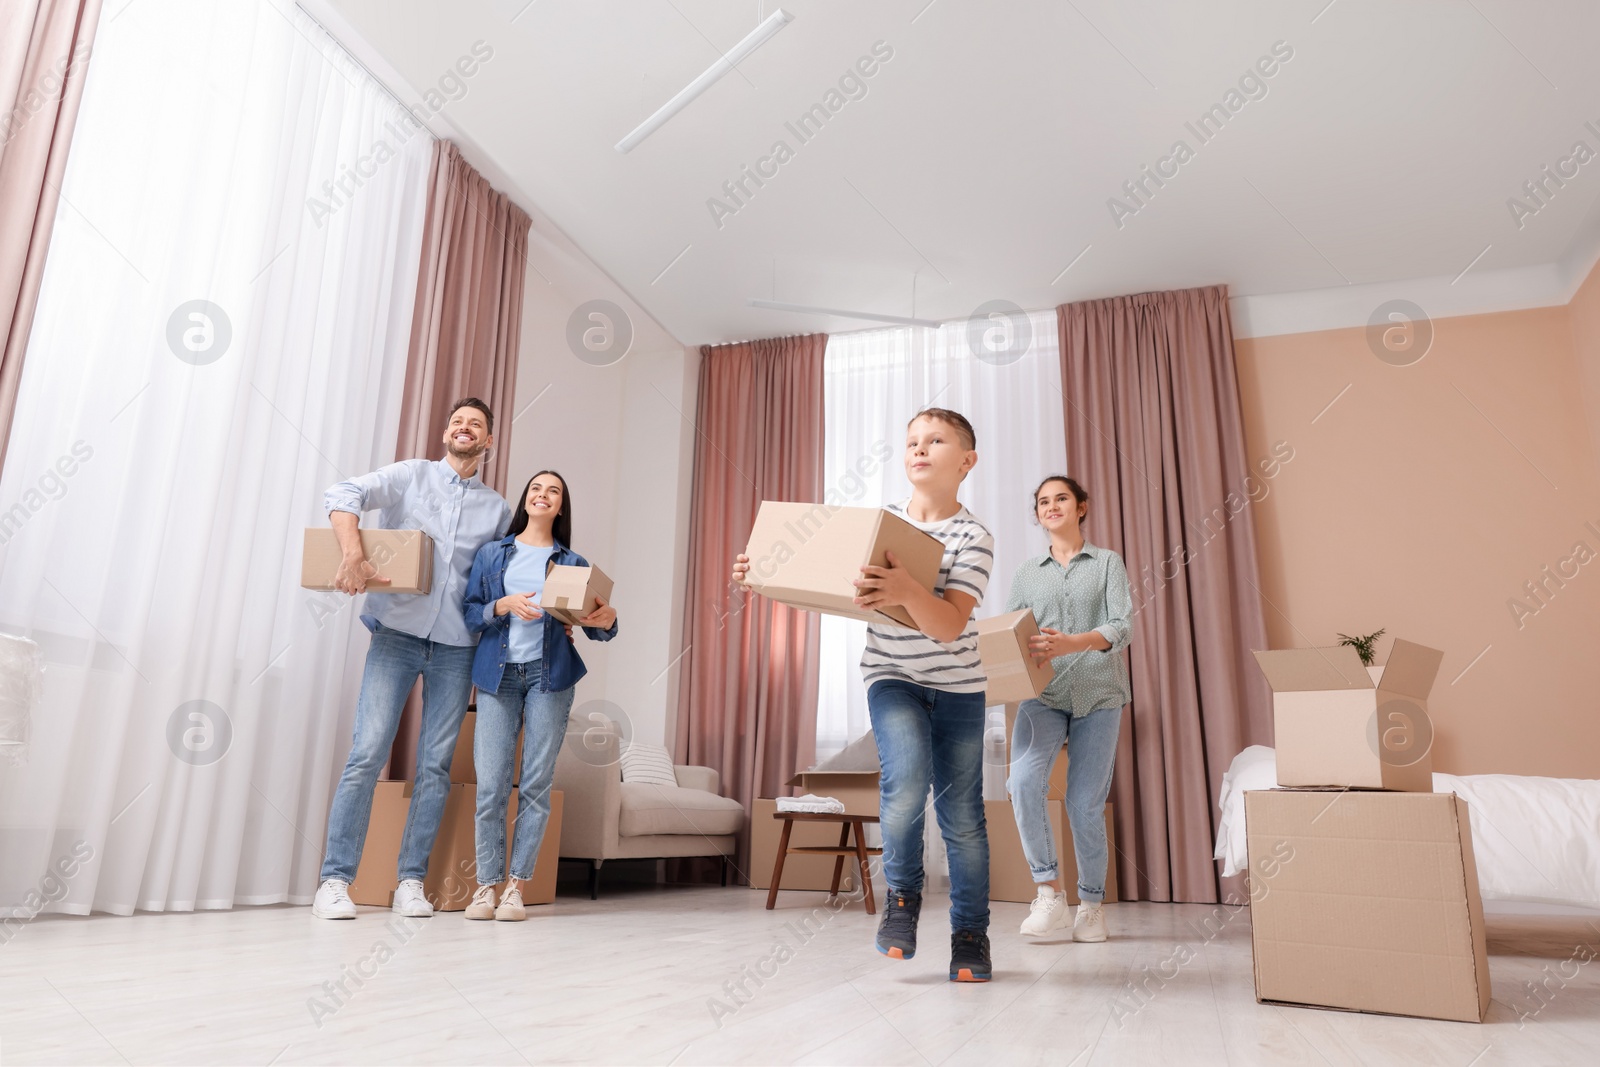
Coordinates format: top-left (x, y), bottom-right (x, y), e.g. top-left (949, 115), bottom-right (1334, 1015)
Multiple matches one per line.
top-left (348, 708), bottom-right (563, 912)
top-left (1247, 639), bottom-right (1491, 1023)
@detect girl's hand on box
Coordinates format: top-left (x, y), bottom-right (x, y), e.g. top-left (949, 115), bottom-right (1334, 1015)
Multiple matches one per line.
top-left (854, 550), bottom-right (921, 611)
top-left (496, 592), bottom-right (543, 621)
top-left (577, 596), bottom-right (616, 630)
top-left (731, 553), bottom-right (751, 584)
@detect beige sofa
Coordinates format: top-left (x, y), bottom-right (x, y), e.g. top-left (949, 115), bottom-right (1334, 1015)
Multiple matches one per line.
top-left (552, 718), bottom-right (744, 898)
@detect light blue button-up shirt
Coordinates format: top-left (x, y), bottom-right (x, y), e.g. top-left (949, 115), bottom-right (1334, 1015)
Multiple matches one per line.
top-left (1006, 541), bottom-right (1133, 716)
top-left (324, 458), bottom-right (511, 647)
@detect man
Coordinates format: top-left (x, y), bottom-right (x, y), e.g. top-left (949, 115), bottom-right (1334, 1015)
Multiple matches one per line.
top-left (312, 398), bottom-right (511, 919)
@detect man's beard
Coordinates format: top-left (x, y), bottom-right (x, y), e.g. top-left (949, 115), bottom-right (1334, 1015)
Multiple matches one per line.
top-left (446, 439), bottom-right (487, 463)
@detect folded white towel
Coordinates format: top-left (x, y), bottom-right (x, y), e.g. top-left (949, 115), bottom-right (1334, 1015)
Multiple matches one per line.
top-left (776, 794), bottom-right (846, 814)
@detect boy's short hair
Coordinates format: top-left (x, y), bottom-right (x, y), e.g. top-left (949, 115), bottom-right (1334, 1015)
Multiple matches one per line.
top-left (908, 407), bottom-right (976, 451)
top-left (448, 396), bottom-right (495, 434)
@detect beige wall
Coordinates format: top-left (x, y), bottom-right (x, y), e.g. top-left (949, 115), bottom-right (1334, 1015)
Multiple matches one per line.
top-left (1235, 270), bottom-right (1600, 778)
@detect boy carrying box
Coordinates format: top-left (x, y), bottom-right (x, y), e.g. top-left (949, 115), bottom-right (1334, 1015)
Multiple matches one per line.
top-left (735, 407), bottom-right (996, 981)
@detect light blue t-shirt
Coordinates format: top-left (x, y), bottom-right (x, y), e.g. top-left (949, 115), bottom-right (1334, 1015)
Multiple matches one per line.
top-left (506, 541), bottom-right (557, 664)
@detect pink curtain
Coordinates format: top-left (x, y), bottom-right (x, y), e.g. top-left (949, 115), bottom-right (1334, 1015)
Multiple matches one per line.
top-left (1057, 284), bottom-right (1273, 904)
top-left (388, 138), bottom-right (530, 777)
top-left (675, 334), bottom-right (827, 883)
top-left (0, 0), bottom-right (101, 474)
top-left (395, 138), bottom-right (529, 496)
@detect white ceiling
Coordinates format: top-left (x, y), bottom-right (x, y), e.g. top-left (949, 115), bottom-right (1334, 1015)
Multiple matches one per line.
top-left (318, 0), bottom-right (1600, 346)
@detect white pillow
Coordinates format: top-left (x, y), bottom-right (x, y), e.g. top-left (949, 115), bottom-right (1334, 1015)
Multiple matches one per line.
top-left (620, 741), bottom-right (678, 787)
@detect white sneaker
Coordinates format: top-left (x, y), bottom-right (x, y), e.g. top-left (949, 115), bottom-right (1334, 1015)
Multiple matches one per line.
top-left (1020, 885), bottom-right (1070, 936)
top-left (465, 884), bottom-right (496, 921)
top-left (1074, 902), bottom-right (1108, 942)
top-left (495, 886), bottom-right (526, 922)
top-left (392, 878), bottom-right (434, 917)
top-left (312, 879), bottom-right (356, 919)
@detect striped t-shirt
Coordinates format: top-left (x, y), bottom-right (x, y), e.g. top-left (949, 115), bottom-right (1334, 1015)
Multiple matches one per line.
top-left (860, 501), bottom-right (994, 693)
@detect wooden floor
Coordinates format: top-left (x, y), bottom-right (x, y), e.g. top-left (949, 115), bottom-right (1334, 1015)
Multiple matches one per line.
top-left (1, 883), bottom-right (1595, 1065)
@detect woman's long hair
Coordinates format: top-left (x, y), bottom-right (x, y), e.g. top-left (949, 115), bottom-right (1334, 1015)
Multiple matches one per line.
top-left (506, 470), bottom-right (572, 547)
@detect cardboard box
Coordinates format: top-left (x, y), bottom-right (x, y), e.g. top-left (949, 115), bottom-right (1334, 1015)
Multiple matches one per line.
top-left (302, 528), bottom-right (433, 595)
top-left (350, 781), bottom-right (563, 910)
top-left (449, 710), bottom-right (524, 786)
top-left (977, 610), bottom-right (1055, 704)
top-left (987, 799), bottom-right (1117, 904)
top-left (743, 502), bottom-right (945, 629)
top-left (748, 799), bottom-right (859, 892)
top-left (788, 732), bottom-right (880, 817)
top-left (1253, 638), bottom-right (1443, 791)
top-left (1245, 788), bottom-right (1489, 1023)
top-left (1000, 703), bottom-right (1069, 800)
top-left (538, 564), bottom-right (614, 626)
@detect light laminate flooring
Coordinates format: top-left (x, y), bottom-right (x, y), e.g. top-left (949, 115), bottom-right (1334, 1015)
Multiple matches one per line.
top-left (0, 883), bottom-right (1595, 1066)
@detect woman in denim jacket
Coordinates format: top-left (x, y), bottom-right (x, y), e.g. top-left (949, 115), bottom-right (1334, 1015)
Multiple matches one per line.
top-left (462, 469), bottom-right (617, 920)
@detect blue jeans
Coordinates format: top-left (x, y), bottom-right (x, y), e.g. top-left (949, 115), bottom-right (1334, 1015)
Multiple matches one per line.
top-left (321, 625), bottom-right (476, 883)
top-left (473, 660), bottom-right (575, 884)
top-left (867, 680), bottom-right (989, 933)
top-left (1007, 699), bottom-right (1121, 902)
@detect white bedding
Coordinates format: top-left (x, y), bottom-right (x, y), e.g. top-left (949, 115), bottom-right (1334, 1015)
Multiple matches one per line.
top-left (1214, 745), bottom-right (1600, 909)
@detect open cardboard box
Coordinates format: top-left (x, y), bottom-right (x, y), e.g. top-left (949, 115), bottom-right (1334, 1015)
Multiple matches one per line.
top-left (977, 610), bottom-right (1054, 705)
top-left (350, 781), bottom-right (563, 910)
top-left (302, 529), bottom-right (434, 595)
top-left (743, 502), bottom-right (944, 629)
top-left (787, 731), bottom-right (880, 817)
top-left (1245, 788), bottom-right (1489, 1023)
top-left (538, 564), bottom-right (613, 626)
top-left (1253, 638), bottom-right (1444, 791)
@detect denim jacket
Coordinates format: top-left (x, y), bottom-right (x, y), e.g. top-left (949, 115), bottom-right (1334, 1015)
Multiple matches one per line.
top-left (464, 536), bottom-right (618, 693)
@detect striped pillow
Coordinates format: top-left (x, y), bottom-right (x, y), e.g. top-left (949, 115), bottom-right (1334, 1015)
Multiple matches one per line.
top-left (620, 741), bottom-right (678, 788)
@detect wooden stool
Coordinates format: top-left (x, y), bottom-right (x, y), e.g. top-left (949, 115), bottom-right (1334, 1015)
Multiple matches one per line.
top-left (764, 811), bottom-right (882, 914)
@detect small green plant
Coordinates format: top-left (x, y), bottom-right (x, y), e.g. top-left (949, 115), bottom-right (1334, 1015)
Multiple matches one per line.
top-left (1337, 629), bottom-right (1386, 667)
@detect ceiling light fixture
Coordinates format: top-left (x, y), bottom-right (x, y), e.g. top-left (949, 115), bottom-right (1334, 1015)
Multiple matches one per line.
top-left (615, 8), bottom-right (794, 154)
top-left (748, 298), bottom-right (940, 328)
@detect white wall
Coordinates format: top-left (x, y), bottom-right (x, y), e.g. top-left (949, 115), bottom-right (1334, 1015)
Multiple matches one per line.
top-left (504, 214), bottom-right (698, 751)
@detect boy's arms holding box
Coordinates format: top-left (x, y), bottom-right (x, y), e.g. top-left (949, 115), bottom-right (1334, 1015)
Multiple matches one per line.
top-left (853, 550), bottom-right (975, 644)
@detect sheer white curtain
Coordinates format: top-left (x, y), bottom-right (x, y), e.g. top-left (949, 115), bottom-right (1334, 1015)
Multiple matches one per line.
top-left (818, 310), bottom-right (1067, 882)
top-left (0, 1), bottom-right (432, 914)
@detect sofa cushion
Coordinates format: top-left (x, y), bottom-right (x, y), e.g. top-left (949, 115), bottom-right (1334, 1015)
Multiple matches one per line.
top-left (618, 783), bottom-right (745, 837)
top-left (620, 742), bottom-right (678, 787)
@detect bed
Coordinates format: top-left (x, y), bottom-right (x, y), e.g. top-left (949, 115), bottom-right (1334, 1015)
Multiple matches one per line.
top-left (1215, 745), bottom-right (1600, 909)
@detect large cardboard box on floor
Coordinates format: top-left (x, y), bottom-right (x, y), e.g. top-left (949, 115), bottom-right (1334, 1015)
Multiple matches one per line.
top-left (350, 781), bottom-right (563, 910)
top-left (748, 799), bottom-right (858, 892)
top-left (449, 709), bottom-right (523, 786)
top-left (743, 502), bottom-right (944, 629)
top-left (1245, 788), bottom-right (1490, 1023)
top-left (977, 610), bottom-right (1054, 705)
top-left (1253, 638), bottom-right (1444, 792)
top-left (787, 732), bottom-right (880, 816)
top-left (987, 799), bottom-right (1117, 904)
top-left (301, 529), bottom-right (434, 594)
top-left (538, 564), bottom-right (613, 626)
